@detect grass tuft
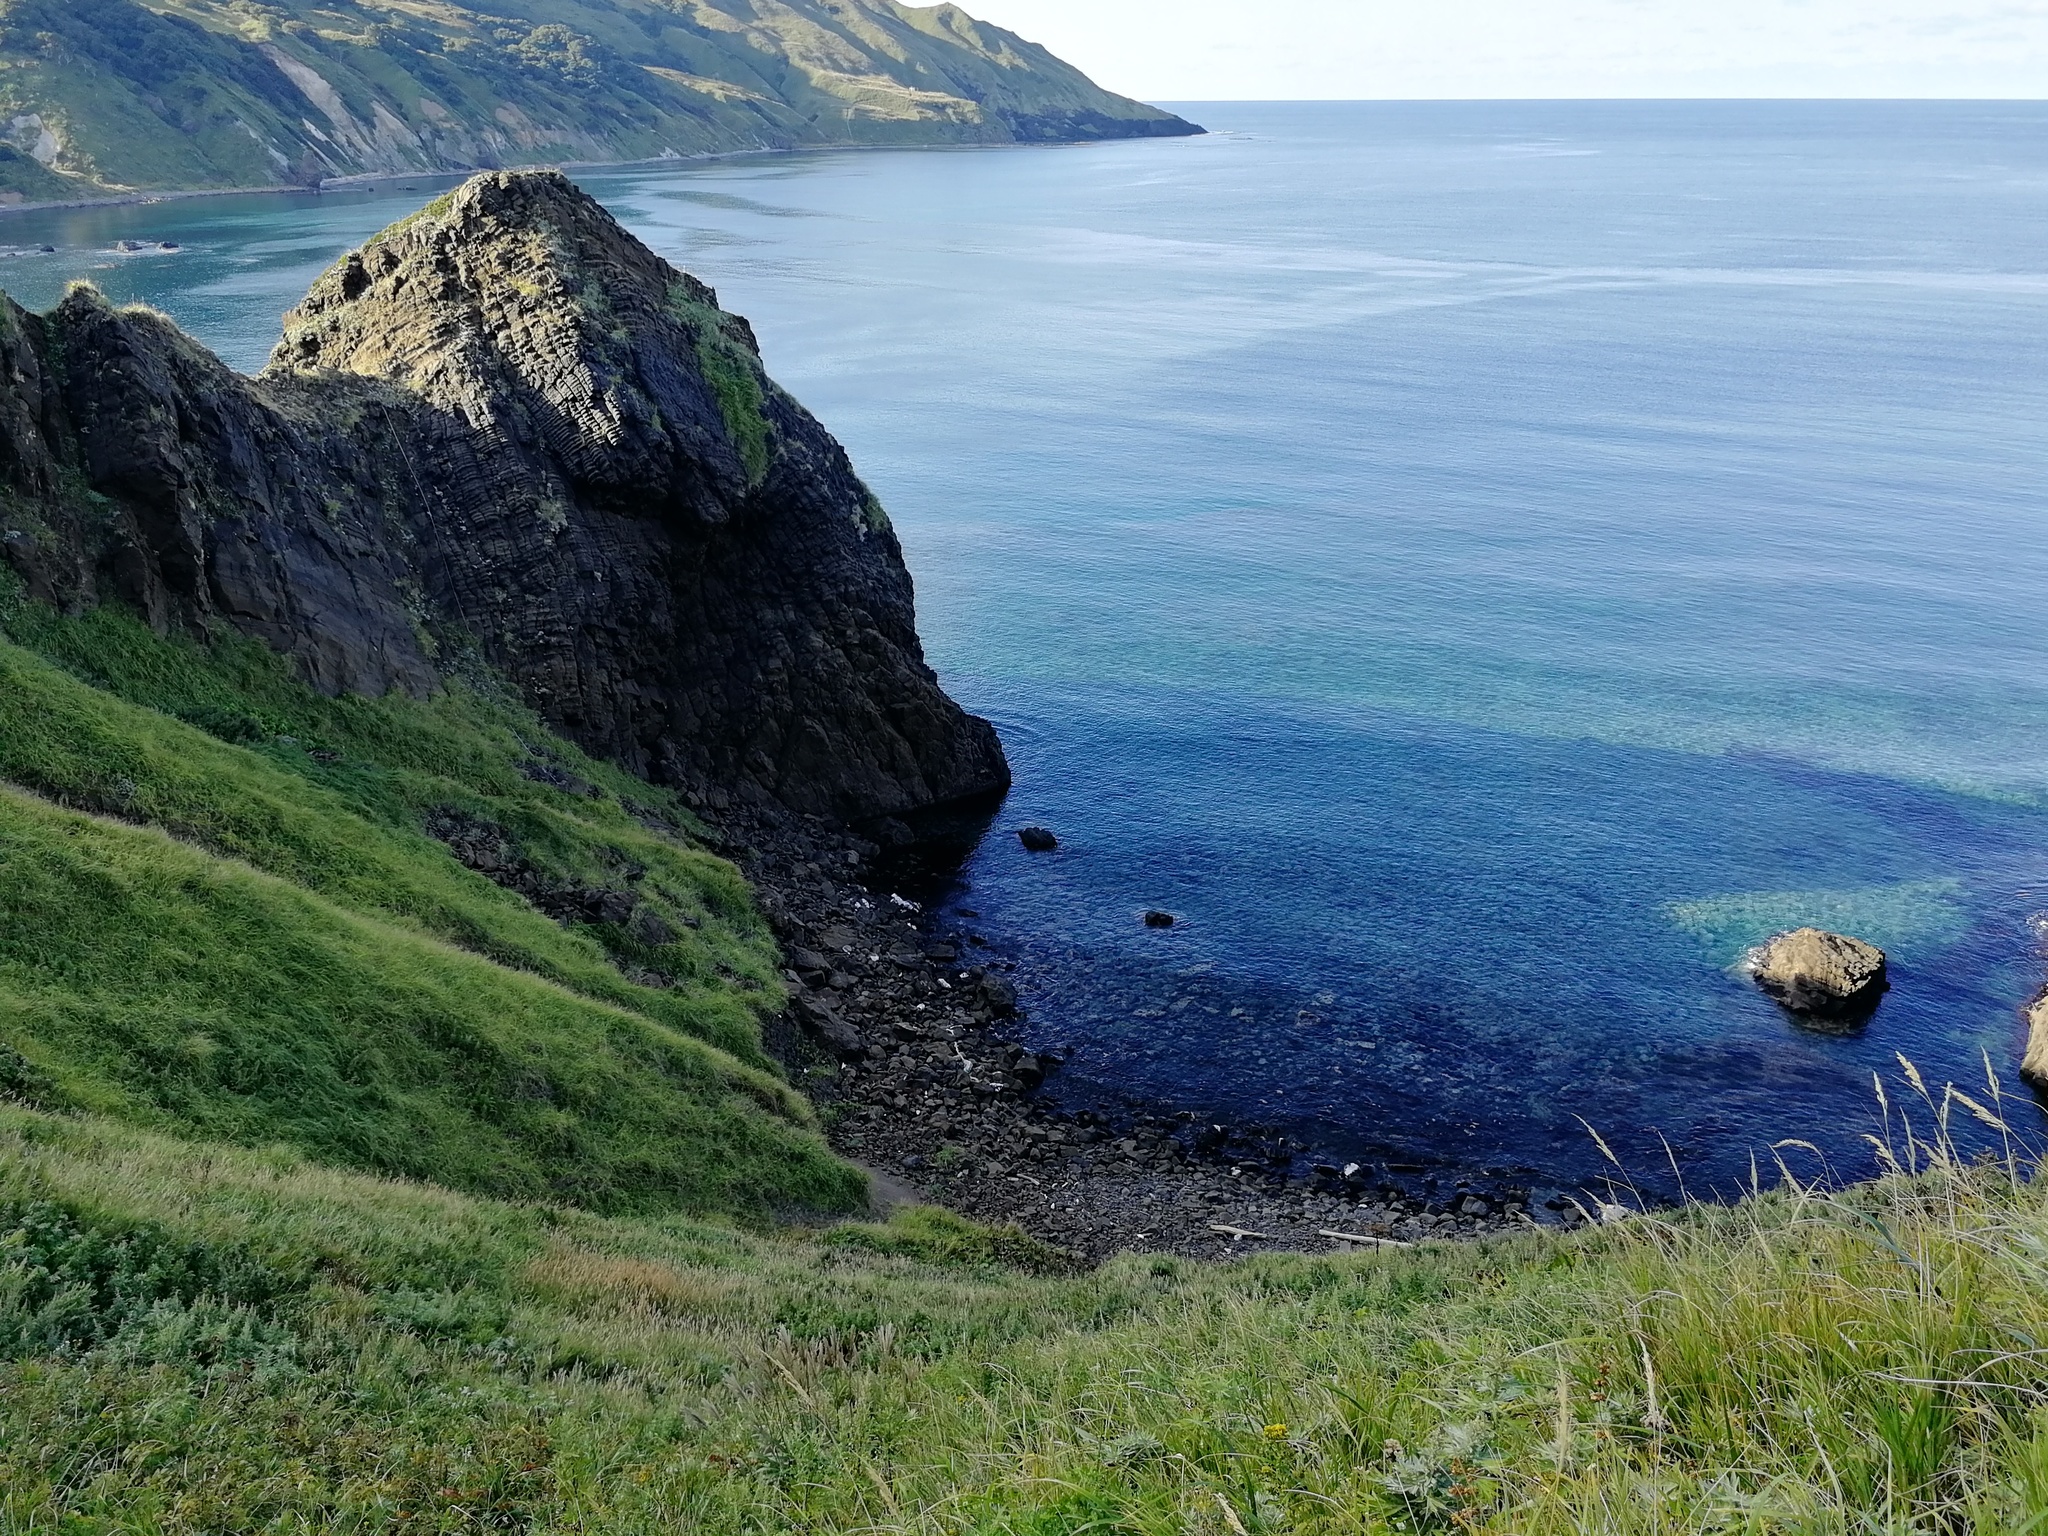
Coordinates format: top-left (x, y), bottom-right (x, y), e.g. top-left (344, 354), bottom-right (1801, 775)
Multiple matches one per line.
top-left (670, 287), bottom-right (772, 486)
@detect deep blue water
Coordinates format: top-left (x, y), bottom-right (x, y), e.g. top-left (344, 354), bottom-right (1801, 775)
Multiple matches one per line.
top-left (7, 101), bottom-right (2048, 1200)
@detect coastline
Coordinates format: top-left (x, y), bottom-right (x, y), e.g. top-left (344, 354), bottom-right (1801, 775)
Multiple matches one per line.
top-left (718, 800), bottom-right (1558, 1260)
top-left (0, 131), bottom-right (1197, 220)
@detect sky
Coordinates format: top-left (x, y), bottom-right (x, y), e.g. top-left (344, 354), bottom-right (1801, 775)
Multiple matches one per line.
top-left (963, 1), bottom-right (2048, 100)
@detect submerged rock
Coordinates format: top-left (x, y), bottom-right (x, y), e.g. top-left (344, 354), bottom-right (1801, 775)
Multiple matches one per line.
top-left (1750, 928), bottom-right (1888, 1018)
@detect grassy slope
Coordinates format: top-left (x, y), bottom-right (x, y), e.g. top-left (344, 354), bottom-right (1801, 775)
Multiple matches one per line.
top-left (0, 596), bottom-right (784, 1067)
top-left (0, 579), bottom-right (865, 1219)
top-left (0, 0), bottom-right (1189, 196)
top-left (0, 622), bottom-right (2044, 1531)
top-left (3, 1092), bottom-right (2048, 1531)
top-left (0, 143), bottom-right (71, 201)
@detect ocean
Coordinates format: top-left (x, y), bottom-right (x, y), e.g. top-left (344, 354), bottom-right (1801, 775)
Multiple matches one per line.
top-left (6, 100), bottom-right (2047, 1200)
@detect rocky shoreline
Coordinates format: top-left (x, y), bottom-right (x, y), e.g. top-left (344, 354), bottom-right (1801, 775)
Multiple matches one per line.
top-left (710, 799), bottom-right (1579, 1261)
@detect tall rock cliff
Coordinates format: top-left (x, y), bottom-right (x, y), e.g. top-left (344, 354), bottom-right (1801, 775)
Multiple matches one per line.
top-left (0, 171), bottom-right (1008, 822)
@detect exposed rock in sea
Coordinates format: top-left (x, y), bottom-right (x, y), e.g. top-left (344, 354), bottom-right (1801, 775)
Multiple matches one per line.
top-left (0, 171), bottom-right (1007, 823)
top-left (1017, 826), bottom-right (1059, 851)
top-left (1144, 910), bottom-right (1176, 928)
top-left (2021, 994), bottom-right (2048, 1091)
top-left (1750, 927), bottom-right (1888, 1019)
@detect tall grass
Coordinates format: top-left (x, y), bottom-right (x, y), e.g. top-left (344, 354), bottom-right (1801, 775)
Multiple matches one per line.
top-left (0, 784), bottom-right (859, 1216)
top-left (3, 1064), bottom-right (2046, 1532)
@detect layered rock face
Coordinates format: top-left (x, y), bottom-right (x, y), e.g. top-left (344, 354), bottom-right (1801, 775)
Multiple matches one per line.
top-left (1750, 928), bottom-right (1889, 1021)
top-left (0, 171), bottom-right (1008, 822)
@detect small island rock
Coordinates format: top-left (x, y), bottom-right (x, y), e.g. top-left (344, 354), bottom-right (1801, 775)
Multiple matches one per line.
top-left (1144, 910), bottom-right (1176, 929)
top-left (2021, 995), bottom-right (2048, 1091)
top-left (1017, 827), bottom-right (1059, 852)
top-left (1751, 928), bottom-right (1888, 1018)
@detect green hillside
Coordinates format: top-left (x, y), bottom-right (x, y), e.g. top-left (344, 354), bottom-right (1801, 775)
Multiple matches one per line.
top-left (0, 0), bottom-right (1198, 198)
top-left (0, 570), bottom-right (863, 1219)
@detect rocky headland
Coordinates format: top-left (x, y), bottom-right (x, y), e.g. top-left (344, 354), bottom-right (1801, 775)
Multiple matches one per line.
top-left (1, 171), bottom-right (1005, 821)
top-left (0, 170), bottom-right (1545, 1258)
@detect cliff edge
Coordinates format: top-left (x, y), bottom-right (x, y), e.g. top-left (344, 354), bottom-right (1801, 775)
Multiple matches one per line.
top-left (0, 170), bottom-right (1008, 822)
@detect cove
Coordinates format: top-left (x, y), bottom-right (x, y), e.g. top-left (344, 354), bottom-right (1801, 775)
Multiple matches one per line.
top-left (6, 99), bottom-right (2047, 1199)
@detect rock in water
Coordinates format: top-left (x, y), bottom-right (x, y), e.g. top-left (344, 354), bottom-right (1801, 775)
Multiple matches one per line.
top-left (0, 172), bottom-right (1008, 823)
top-left (1143, 910), bottom-right (1176, 929)
top-left (1750, 928), bottom-right (1888, 1018)
top-left (2021, 995), bottom-right (2048, 1091)
top-left (1017, 827), bottom-right (1059, 851)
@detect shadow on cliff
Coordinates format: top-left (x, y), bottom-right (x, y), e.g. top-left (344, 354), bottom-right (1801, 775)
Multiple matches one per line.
top-left (859, 791), bottom-right (1010, 907)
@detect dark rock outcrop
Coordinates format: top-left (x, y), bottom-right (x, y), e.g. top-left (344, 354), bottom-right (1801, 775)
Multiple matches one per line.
top-left (0, 172), bottom-right (1007, 822)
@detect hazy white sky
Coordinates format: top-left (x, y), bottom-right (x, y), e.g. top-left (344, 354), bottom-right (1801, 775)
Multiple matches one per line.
top-left (964, 1), bottom-right (2048, 100)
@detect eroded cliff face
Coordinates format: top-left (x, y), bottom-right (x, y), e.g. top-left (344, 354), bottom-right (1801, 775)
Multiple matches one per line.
top-left (0, 171), bottom-right (1008, 822)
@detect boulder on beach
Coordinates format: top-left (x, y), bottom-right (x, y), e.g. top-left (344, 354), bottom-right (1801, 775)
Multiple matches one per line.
top-left (792, 992), bottom-right (867, 1060)
top-left (2021, 994), bottom-right (2048, 1091)
top-left (1750, 927), bottom-right (1888, 1018)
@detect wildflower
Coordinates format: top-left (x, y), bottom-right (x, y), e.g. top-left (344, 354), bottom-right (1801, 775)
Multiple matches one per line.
top-left (1263, 1423), bottom-right (1288, 1440)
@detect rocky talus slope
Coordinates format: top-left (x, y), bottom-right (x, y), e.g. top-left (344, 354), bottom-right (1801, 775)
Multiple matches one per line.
top-left (0, 170), bottom-right (1007, 822)
top-left (0, 0), bottom-right (1200, 201)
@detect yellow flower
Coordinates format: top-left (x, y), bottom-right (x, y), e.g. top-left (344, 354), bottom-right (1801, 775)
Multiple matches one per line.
top-left (1263, 1423), bottom-right (1289, 1440)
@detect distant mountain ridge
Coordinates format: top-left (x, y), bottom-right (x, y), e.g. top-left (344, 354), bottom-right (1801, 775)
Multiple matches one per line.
top-left (0, 0), bottom-right (1199, 201)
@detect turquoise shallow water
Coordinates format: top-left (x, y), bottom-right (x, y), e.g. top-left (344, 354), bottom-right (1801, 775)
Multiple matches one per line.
top-left (7, 101), bottom-right (2048, 1198)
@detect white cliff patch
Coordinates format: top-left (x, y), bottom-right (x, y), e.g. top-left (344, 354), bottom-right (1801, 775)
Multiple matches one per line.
top-left (236, 119), bottom-right (292, 171)
top-left (261, 46), bottom-right (419, 173)
top-left (262, 47), bottom-right (357, 136)
top-left (8, 114), bottom-right (62, 166)
top-left (370, 101), bottom-right (424, 157)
